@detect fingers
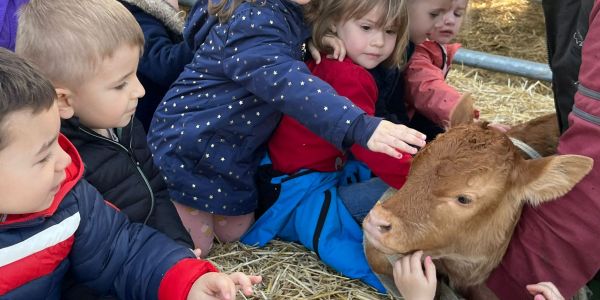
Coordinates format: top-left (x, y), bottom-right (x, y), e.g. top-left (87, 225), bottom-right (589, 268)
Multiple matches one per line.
top-left (211, 275), bottom-right (237, 300)
top-left (410, 251), bottom-right (424, 277)
top-left (249, 275), bottom-right (263, 285)
top-left (526, 282), bottom-right (564, 300)
top-left (368, 121), bottom-right (427, 157)
top-left (229, 273), bottom-right (262, 296)
top-left (192, 248), bottom-right (202, 258)
top-left (336, 40), bottom-right (346, 61)
top-left (424, 256), bottom-right (437, 284)
top-left (307, 41), bottom-right (322, 64)
top-left (322, 35), bottom-right (346, 62)
top-left (393, 126), bottom-right (427, 149)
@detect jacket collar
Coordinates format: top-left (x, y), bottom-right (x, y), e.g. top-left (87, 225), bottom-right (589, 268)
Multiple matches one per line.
top-left (0, 134), bottom-right (84, 226)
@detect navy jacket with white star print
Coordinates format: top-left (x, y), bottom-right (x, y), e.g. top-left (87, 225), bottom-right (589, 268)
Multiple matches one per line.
top-left (148, 0), bottom-right (375, 215)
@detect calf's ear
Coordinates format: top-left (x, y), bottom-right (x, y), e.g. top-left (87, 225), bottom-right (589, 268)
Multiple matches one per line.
top-left (513, 155), bottom-right (593, 206)
top-left (447, 93), bottom-right (475, 129)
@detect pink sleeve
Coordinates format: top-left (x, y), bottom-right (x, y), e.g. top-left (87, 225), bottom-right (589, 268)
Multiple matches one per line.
top-left (405, 42), bottom-right (462, 126)
top-left (487, 2), bottom-right (600, 298)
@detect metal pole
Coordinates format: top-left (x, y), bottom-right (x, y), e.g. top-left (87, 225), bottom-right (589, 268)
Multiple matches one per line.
top-left (454, 48), bottom-right (552, 82)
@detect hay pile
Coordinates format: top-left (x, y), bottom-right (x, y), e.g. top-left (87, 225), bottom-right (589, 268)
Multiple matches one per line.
top-left (206, 1), bottom-right (556, 299)
top-left (451, 0), bottom-right (555, 124)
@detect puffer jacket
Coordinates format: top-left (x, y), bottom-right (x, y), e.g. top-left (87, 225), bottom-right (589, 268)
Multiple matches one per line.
top-left (0, 135), bottom-right (216, 300)
top-left (61, 117), bottom-right (192, 248)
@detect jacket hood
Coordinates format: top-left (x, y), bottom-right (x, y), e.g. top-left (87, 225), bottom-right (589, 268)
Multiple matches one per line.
top-left (121, 0), bottom-right (185, 33)
top-left (0, 134), bottom-right (84, 226)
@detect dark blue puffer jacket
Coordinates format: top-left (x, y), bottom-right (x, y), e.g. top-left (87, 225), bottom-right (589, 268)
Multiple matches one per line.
top-left (0, 135), bottom-right (215, 300)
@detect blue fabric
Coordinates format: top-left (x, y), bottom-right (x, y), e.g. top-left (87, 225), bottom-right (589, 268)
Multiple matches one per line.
top-left (119, 2), bottom-right (195, 131)
top-left (0, 0), bottom-right (29, 51)
top-left (148, 0), bottom-right (367, 215)
top-left (0, 179), bottom-right (195, 300)
top-left (338, 177), bottom-right (389, 224)
top-left (241, 157), bottom-right (385, 292)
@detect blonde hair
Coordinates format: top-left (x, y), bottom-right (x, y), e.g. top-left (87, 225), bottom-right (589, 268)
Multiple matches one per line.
top-left (16, 0), bottom-right (144, 88)
top-left (304, 0), bottom-right (409, 69)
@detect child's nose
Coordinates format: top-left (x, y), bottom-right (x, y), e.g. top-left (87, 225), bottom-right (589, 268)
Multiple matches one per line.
top-left (371, 32), bottom-right (385, 47)
top-left (132, 76), bottom-right (146, 99)
top-left (56, 147), bottom-right (72, 173)
top-left (443, 14), bottom-right (457, 26)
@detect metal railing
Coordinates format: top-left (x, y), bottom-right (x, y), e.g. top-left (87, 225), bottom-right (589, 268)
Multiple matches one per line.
top-left (454, 48), bottom-right (552, 82)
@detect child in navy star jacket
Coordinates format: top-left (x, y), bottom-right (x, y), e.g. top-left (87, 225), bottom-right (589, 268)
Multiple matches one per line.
top-left (148, 0), bottom-right (427, 255)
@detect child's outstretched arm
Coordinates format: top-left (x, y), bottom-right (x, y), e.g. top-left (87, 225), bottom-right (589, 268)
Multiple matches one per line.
top-left (393, 251), bottom-right (437, 300)
top-left (187, 272), bottom-right (262, 300)
top-left (220, 8), bottom-right (425, 157)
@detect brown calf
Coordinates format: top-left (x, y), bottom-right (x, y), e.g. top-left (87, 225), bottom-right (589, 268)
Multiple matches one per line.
top-left (363, 97), bottom-right (593, 296)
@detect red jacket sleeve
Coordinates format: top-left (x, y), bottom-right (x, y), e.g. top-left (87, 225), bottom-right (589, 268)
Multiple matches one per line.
top-left (405, 41), bottom-right (463, 126)
top-left (487, 2), bottom-right (600, 298)
top-left (317, 60), bottom-right (412, 189)
top-left (158, 258), bottom-right (219, 300)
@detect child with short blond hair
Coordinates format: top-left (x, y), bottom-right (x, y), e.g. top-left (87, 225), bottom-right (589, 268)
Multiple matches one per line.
top-left (17, 0), bottom-right (192, 248)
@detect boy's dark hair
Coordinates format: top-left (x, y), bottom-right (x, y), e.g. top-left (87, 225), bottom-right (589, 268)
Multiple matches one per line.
top-left (0, 48), bottom-right (56, 150)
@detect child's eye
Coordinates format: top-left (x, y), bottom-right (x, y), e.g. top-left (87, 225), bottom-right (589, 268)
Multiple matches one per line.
top-left (429, 12), bottom-right (440, 18)
top-left (37, 154), bottom-right (52, 165)
top-left (454, 12), bottom-right (464, 17)
top-left (385, 29), bottom-right (397, 35)
top-left (114, 82), bottom-right (128, 90)
top-left (360, 25), bottom-right (371, 31)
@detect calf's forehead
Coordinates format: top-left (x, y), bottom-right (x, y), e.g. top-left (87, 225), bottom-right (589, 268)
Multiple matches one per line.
top-left (408, 125), bottom-right (517, 189)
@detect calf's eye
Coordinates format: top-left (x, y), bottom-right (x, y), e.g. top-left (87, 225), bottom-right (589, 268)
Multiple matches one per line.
top-left (457, 195), bottom-right (472, 205)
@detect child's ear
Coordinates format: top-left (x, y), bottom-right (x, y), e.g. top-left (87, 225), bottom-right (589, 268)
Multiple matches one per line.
top-left (55, 88), bottom-right (75, 119)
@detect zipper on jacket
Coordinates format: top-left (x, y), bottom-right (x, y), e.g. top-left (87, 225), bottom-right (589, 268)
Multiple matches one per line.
top-left (578, 83), bottom-right (600, 101)
top-left (78, 126), bottom-right (155, 225)
top-left (313, 190), bottom-right (332, 259)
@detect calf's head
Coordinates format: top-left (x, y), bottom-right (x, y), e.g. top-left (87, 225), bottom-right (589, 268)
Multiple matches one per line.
top-left (363, 121), bottom-right (593, 288)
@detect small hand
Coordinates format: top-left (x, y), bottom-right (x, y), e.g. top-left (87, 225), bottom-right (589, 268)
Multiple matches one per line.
top-left (526, 282), bottom-right (564, 300)
top-left (322, 34), bottom-right (346, 62)
top-left (393, 251), bottom-right (437, 300)
top-left (367, 120), bottom-right (426, 158)
top-left (187, 272), bottom-right (262, 300)
top-left (307, 34), bottom-right (346, 64)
